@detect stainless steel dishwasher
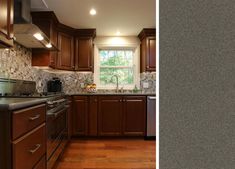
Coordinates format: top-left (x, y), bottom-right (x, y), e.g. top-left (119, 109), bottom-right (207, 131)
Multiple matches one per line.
top-left (146, 96), bottom-right (156, 138)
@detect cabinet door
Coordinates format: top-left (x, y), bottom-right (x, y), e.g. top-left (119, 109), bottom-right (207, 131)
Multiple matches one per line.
top-left (72, 96), bottom-right (88, 136)
top-left (0, 0), bottom-right (13, 47)
top-left (122, 96), bottom-right (146, 136)
top-left (75, 37), bottom-right (93, 71)
top-left (146, 37), bottom-right (156, 71)
top-left (98, 96), bottom-right (123, 136)
top-left (88, 96), bottom-right (98, 136)
top-left (57, 32), bottom-right (74, 70)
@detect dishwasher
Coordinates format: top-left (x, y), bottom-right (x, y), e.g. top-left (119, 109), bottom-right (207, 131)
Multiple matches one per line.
top-left (146, 96), bottom-right (156, 139)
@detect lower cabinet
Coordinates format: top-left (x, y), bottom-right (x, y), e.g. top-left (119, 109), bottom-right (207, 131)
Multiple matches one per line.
top-left (88, 96), bottom-right (98, 136)
top-left (122, 96), bottom-right (146, 136)
top-left (72, 96), bottom-right (88, 136)
top-left (98, 96), bottom-right (123, 136)
top-left (0, 104), bottom-right (47, 169)
top-left (72, 95), bottom-right (147, 137)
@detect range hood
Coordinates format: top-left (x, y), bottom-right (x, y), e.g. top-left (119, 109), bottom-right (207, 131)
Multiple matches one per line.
top-left (14, 0), bottom-right (57, 50)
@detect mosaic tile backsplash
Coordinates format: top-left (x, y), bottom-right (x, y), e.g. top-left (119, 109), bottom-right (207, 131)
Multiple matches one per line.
top-left (0, 44), bottom-right (155, 94)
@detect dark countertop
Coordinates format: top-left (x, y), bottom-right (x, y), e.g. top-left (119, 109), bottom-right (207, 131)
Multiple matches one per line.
top-left (0, 98), bottom-right (47, 111)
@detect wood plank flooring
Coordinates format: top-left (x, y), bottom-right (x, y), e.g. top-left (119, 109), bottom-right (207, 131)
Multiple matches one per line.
top-left (55, 139), bottom-right (156, 169)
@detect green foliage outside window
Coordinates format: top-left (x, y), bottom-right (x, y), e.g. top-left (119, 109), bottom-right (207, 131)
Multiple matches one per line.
top-left (99, 50), bottom-right (134, 85)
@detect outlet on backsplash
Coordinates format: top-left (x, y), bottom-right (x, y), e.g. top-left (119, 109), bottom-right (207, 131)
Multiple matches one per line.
top-left (143, 82), bottom-right (149, 88)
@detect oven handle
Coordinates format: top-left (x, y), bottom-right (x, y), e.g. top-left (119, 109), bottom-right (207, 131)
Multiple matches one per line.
top-left (47, 106), bottom-right (68, 118)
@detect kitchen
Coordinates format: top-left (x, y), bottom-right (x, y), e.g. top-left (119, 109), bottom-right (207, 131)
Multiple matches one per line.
top-left (0, 0), bottom-right (156, 169)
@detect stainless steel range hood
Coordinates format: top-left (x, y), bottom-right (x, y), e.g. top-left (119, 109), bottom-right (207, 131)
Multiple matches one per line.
top-left (14, 0), bottom-right (57, 50)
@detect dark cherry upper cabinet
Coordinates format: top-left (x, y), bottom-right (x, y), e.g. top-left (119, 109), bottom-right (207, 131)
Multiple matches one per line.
top-left (75, 37), bottom-right (93, 71)
top-left (0, 0), bottom-right (14, 48)
top-left (138, 28), bottom-right (156, 72)
top-left (72, 96), bottom-right (88, 136)
top-left (31, 12), bottom-right (59, 68)
top-left (31, 12), bottom-right (96, 71)
top-left (122, 96), bottom-right (146, 136)
top-left (98, 96), bottom-right (123, 136)
top-left (74, 29), bottom-right (96, 71)
top-left (57, 32), bottom-right (74, 70)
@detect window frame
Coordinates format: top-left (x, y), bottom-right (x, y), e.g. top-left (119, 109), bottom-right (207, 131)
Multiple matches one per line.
top-left (94, 45), bottom-right (140, 90)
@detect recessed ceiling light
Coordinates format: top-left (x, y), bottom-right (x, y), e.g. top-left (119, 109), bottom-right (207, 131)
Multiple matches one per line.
top-left (90, 8), bottom-right (96, 15)
top-left (116, 31), bottom-right (121, 36)
top-left (33, 33), bottom-right (44, 41)
top-left (46, 43), bottom-right (52, 48)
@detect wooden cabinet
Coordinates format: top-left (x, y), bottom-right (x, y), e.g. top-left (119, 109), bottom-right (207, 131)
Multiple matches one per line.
top-left (12, 124), bottom-right (46, 169)
top-left (0, 104), bottom-right (46, 169)
top-left (138, 28), bottom-right (156, 72)
top-left (31, 11), bottom-right (96, 71)
top-left (88, 96), bottom-right (98, 136)
top-left (12, 104), bottom-right (46, 140)
top-left (57, 32), bottom-right (74, 70)
top-left (98, 96), bottom-right (146, 136)
top-left (72, 96), bottom-right (88, 136)
top-left (122, 96), bottom-right (146, 136)
top-left (75, 37), bottom-right (93, 71)
top-left (98, 96), bottom-right (123, 136)
top-left (67, 97), bottom-right (73, 140)
top-left (0, 0), bottom-right (14, 48)
top-left (72, 95), bottom-right (147, 137)
top-left (31, 12), bottom-right (59, 68)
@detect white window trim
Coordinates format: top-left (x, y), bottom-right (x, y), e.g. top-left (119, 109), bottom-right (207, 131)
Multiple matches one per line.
top-left (94, 44), bottom-right (140, 90)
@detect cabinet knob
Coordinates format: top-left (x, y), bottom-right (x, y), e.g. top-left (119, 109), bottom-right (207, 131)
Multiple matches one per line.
top-left (147, 66), bottom-right (150, 68)
top-left (94, 99), bottom-right (97, 102)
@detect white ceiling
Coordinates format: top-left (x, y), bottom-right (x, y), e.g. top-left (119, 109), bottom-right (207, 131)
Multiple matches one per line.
top-left (31, 0), bottom-right (156, 36)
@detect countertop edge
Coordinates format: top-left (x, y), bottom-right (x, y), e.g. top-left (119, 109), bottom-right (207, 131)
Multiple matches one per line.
top-left (0, 98), bottom-right (47, 111)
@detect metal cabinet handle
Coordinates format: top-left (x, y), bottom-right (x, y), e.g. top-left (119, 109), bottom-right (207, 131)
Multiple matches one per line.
top-left (29, 144), bottom-right (41, 154)
top-left (29, 114), bottom-right (40, 121)
top-left (119, 99), bottom-right (122, 102)
top-left (148, 96), bottom-right (156, 100)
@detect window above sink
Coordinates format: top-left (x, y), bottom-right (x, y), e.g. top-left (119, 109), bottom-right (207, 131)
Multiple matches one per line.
top-left (94, 37), bottom-right (140, 90)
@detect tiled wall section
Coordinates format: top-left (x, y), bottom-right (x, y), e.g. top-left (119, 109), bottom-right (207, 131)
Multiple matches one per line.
top-left (0, 44), bottom-right (155, 94)
top-left (0, 44), bottom-right (55, 92)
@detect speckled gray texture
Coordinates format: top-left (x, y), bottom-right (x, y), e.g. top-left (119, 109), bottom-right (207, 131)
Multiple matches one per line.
top-left (160, 1), bottom-right (235, 169)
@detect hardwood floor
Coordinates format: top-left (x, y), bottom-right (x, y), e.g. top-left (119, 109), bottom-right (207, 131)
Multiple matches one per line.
top-left (55, 139), bottom-right (156, 169)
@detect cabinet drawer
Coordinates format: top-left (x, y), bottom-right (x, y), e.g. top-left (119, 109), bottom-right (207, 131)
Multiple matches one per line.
top-left (12, 104), bottom-right (46, 140)
top-left (34, 156), bottom-right (46, 169)
top-left (13, 124), bottom-right (46, 169)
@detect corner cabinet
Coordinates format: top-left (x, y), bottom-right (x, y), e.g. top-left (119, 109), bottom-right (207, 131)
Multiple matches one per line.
top-left (31, 11), bottom-right (96, 71)
top-left (138, 28), bottom-right (156, 72)
top-left (31, 12), bottom-right (59, 68)
top-left (57, 32), bottom-right (75, 70)
top-left (0, 0), bottom-right (14, 48)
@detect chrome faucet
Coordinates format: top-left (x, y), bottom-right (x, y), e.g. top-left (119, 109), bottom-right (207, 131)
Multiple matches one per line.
top-left (110, 75), bottom-right (119, 93)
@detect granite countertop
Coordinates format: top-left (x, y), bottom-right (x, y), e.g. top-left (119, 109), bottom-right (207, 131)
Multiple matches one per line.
top-left (0, 98), bottom-right (47, 111)
top-left (67, 90), bottom-right (156, 96)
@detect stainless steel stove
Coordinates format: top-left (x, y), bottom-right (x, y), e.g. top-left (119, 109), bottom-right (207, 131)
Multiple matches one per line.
top-left (0, 78), bottom-right (69, 169)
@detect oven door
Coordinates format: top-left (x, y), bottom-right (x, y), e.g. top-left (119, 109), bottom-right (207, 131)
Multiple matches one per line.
top-left (47, 107), bottom-right (68, 161)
